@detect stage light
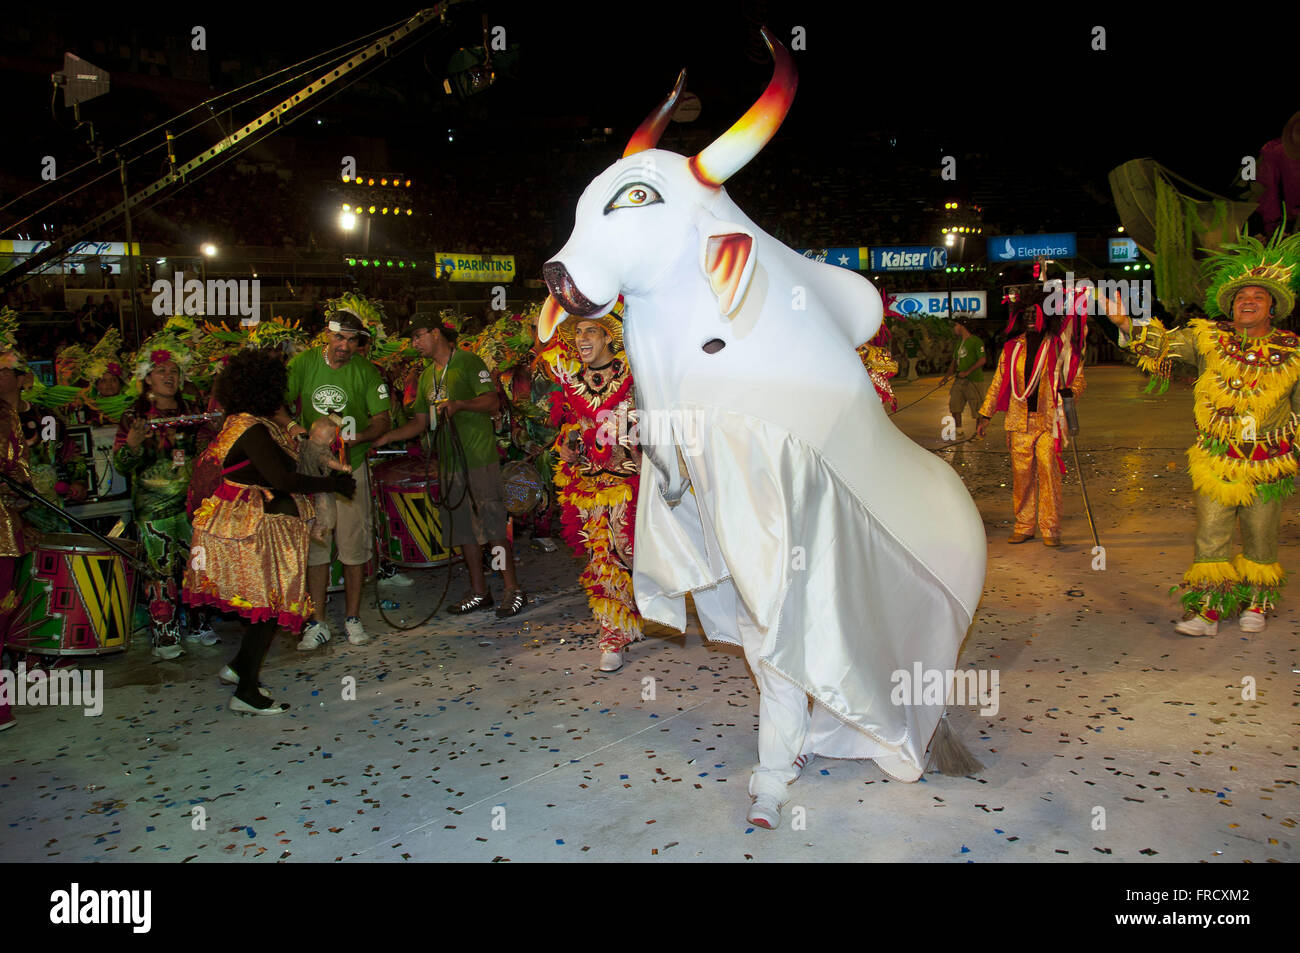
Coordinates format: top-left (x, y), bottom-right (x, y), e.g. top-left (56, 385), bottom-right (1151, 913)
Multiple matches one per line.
top-left (1117, 226), bottom-right (1125, 233)
top-left (368, 206), bottom-right (376, 214)
top-left (156, 257), bottom-right (167, 265)
top-left (405, 209), bottom-right (412, 216)
top-left (367, 178), bottom-right (375, 186)
top-left (385, 260), bottom-right (393, 268)
top-left (339, 211), bottom-right (357, 231)
top-left (342, 203), bottom-right (351, 212)
top-left (347, 258), bottom-right (356, 266)
top-left (381, 207), bottom-right (388, 215)
top-left (381, 178), bottom-right (388, 186)
top-left (201, 243), bottom-right (218, 257)
top-left (398, 261), bottom-right (406, 268)
top-left (343, 175), bottom-right (351, 182)
top-left (405, 179), bottom-right (411, 188)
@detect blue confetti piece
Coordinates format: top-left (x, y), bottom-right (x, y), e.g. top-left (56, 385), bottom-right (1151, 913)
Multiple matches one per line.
top-left (819, 768), bottom-right (829, 775)
top-left (620, 775), bottom-right (629, 780)
top-left (1216, 792), bottom-right (1225, 798)
top-left (323, 752), bottom-right (332, 759)
top-left (960, 845), bottom-right (970, 853)
top-left (555, 839), bottom-right (564, 845)
top-left (993, 829), bottom-right (1004, 834)
top-left (245, 827), bottom-right (256, 838)
top-left (146, 826), bottom-right (155, 832)
top-left (698, 773), bottom-right (709, 778)
top-left (744, 827), bottom-right (754, 834)
top-left (649, 714), bottom-right (658, 719)
top-left (504, 732), bottom-right (513, 737)
top-left (311, 690), bottom-right (320, 696)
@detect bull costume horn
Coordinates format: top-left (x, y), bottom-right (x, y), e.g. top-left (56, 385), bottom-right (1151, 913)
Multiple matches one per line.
top-left (623, 70), bottom-right (687, 157)
top-left (688, 25), bottom-right (797, 187)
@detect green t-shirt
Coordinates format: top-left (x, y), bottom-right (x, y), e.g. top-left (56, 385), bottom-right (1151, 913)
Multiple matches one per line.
top-left (286, 346), bottom-right (391, 469)
top-left (417, 348), bottom-right (498, 470)
top-left (955, 335), bottom-right (985, 383)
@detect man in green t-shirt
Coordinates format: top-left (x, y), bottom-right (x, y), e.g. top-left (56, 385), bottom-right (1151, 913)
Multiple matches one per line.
top-left (373, 316), bottom-right (528, 618)
top-left (282, 311), bottom-right (391, 649)
top-left (947, 319), bottom-right (986, 437)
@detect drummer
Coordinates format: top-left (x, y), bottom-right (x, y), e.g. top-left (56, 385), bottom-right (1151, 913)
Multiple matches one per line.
top-left (373, 315), bottom-right (529, 618)
top-left (0, 331), bottom-right (34, 732)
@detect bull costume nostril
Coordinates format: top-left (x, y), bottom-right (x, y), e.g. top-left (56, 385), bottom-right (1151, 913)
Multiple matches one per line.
top-left (542, 261), bottom-right (601, 317)
top-left (702, 339), bottom-right (726, 354)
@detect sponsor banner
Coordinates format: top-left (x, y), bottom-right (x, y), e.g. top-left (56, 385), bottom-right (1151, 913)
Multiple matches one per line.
top-left (0, 239), bottom-right (141, 275)
top-left (435, 252), bottom-right (516, 283)
top-left (1108, 237), bottom-right (1140, 263)
top-left (987, 233), bottom-right (1076, 261)
top-left (797, 247), bottom-right (863, 270)
top-left (887, 291), bottom-right (988, 318)
top-left (867, 245), bottom-right (948, 272)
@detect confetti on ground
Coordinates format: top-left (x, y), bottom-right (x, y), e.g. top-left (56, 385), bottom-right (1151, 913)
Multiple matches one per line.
top-left (0, 369), bottom-right (1292, 863)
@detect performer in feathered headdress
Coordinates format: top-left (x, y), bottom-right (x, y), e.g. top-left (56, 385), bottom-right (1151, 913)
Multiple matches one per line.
top-left (114, 322), bottom-right (213, 656)
top-left (548, 298), bottom-right (642, 671)
top-left (1109, 227), bottom-right (1300, 635)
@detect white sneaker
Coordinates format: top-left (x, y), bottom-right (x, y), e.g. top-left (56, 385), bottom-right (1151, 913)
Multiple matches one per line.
top-left (792, 751), bottom-right (814, 780)
top-left (1174, 615), bottom-right (1218, 637)
top-left (297, 621), bottom-right (331, 651)
top-left (185, 623), bottom-right (219, 646)
top-left (1238, 609), bottom-right (1267, 633)
top-left (344, 616), bottom-right (370, 645)
top-left (747, 794), bottom-right (782, 830)
top-left (383, 573), bottom-right (414, 587)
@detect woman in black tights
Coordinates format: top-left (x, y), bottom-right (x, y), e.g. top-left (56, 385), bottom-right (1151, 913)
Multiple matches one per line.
top-left (183, 350), bottom-right (355, 714)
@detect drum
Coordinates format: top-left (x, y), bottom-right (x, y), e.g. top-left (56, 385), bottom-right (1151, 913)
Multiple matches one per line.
top-left (371, 455), bottom-right (454, 568)
top-left (501, 460), bottom-right (544, 516)
top-left (91, 424), bottom-right (129, 499)
top-left (1, 534), bottom-right (139, 656)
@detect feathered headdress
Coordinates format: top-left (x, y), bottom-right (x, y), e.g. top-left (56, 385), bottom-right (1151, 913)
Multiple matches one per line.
top-left (1202, 226), bottom-right (1300, 321)
top-left (132, 317), bottom-right (198, 389)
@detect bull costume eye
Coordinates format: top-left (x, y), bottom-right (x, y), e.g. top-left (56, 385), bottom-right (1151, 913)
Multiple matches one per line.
top-left (604, 182), bottom-right (663, 214)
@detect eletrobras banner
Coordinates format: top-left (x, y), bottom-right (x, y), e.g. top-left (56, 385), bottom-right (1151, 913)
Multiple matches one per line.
top-left (435, 252), bottom-right (516, 283)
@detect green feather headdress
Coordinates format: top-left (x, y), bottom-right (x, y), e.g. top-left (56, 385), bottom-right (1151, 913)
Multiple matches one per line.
top-left (1201, 226), bottom-right (1300, 320)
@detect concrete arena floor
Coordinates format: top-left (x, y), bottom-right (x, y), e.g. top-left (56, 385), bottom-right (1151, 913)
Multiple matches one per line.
top-left (0, 365), bottom-right (1295, 863)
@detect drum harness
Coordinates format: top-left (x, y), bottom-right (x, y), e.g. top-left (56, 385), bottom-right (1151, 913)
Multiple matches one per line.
top-left (368, 406), bottom-right (477, 631)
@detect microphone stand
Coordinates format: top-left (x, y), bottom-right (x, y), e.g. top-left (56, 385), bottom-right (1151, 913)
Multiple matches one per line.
top-left (0, 471), bottom-right (152, 575)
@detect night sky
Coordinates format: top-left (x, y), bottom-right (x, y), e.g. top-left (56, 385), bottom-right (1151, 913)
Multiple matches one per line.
top-left (3, 1), bottom-right (1296, 247)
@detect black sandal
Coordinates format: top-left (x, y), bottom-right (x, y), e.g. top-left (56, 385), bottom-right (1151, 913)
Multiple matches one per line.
top-left (448, 592), bottom-right (494, 615)
top-left (495, 589), bottom-right (528, 618)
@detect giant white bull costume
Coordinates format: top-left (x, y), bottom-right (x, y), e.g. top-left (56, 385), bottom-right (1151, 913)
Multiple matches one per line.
top-left (539, 28), bottom-right (987, 827)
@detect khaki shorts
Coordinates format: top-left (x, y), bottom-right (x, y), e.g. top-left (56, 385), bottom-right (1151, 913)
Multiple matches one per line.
top-left (440, 463), bottom-right (509, 547)
top-left (307, 463), bottom-right (374, 567)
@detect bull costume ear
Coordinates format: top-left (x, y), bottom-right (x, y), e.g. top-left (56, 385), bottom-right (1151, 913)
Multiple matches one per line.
top-left (699, 220), bottom-right (756, 316)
